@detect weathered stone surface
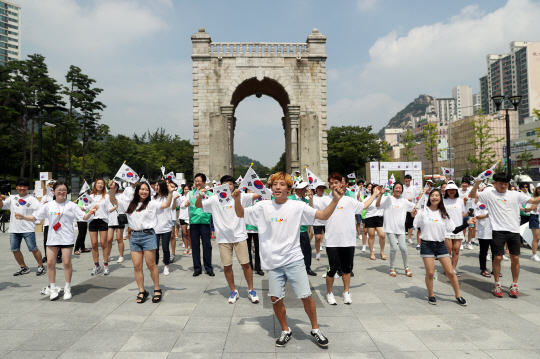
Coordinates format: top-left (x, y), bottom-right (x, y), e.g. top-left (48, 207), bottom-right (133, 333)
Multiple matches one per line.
top-left (191, 28), bottom-right (328, 180)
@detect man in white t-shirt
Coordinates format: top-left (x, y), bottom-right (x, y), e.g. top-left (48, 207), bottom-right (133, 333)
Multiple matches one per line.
top-left (402, 175), bottom-right (417, 243)
top-left (0, 178), bottom-right (45, 276)
top-left (470, 172), bottom-right (540, 298)
top-left (196, 175), bottom-right (260, 304)
top-left (233, 172), bottom-right (344, 348)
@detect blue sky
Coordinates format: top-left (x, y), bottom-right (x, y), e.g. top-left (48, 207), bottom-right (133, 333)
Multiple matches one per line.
top-left (18, 0), bottom-right (540, 167)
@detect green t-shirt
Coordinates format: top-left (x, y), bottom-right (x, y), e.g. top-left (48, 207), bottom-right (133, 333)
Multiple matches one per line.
top-left (188, 188), bottom-right (213, 224)
top-left (346, 188), bottom-right (355, 198)
top-left (358, 195), bottom-right (367, 219)
top-left (288, 194), bottom-right (309, 232)
top-left (520, 192), bottom-right (532, 216)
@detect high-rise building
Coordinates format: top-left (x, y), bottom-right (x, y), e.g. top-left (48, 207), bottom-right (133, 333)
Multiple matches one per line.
top-left (434, 97), bottom-right (456, 123)
top-left (472, 93), bottom-right (481, 114)
top-left (452, 86), bottom-right (474, 120)
top-left (0, 1), bottom-right (20, 67)
top-left (479, 41), bottom-right (540, 124)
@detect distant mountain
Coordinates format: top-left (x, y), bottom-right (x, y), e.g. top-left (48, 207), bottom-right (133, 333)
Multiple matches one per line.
top-left (377, 94), bottom-right (435, 138)
top-left (234, 154), bottom-right (265, 167)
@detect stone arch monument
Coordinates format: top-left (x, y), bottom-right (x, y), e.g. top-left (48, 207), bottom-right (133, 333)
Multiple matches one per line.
top-left (191, 28), bottom-right (328, 181)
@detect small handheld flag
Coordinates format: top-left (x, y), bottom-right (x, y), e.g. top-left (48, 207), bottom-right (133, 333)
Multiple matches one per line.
top-left (347, 173), bottom-right (356, 179)
top-left (165, 171), bottom-right (174, 180)
top-left (114, 163), bottom-right (140, 184)
top-left (235, 176), bottom-right (242, 184)
top-left (477, 161), bottom-right (500, 181)
top-left (388, 174), bottom-right (396, 186)
top-left (305, 168), bottom-right (324, 189)
top-left (441, 167), bottom-right (454, 176)
top-left (213, 184), bottom-right (232, 205)
top-left (240, 166), bottom-right (272, 200)
top-left (80, 181), bottom-right (90, 195)
top-left (161, 166), bottom-right (165, 175)
top-left (78, 193), bottom-right (96, 207)
top-left (413, 183), bottom-right (431, 210)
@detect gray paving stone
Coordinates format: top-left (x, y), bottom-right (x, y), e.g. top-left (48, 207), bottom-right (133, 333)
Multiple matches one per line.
top-left (223, 330), bottom-right (276, 353)
top-left (359, 315), bottom-right (408, 332)
top-left (326, 353), bottom-right (384, 359)
top-left (170, 332), bottom-right (227, 353)
top-left (112, 353), bottom-right (169, 359)
top-left (138, 315), bottom-right (189, 332)
top-left (16, 330), bottom-right (87, 352)
top-left (369, 331), bottom-right (429, 352)
top-left (380, 351), bottom-right (436, 359)
top-left (2, 351), bottom-right (62, 359)
top-left (168, 353), bottom-right (222, 359)
top-left (483, 349), bottom-right (540, 358)
top-left (93, 314), bottom-right (147, 332)
top-left (150, 302), bottom-right (196, 316)
top-left (326, 331), bottom-right (379, 353)
top-left (399, 315), bottom-right (453, 331)
top-left (461, 328), bottom-right (531, 350)
top-left (70, 330), bottom-right (133, 351)
top-left (120, 332), bottom-right (180, 352)
top-left (432, 350), bottom-right (492, 359)
top-left (414, 330), bottom-right (478, 351)
top-left (0, 330), bottom-right (38, 351)
top-left (184, 316), bottom-right (231, 332)
top-left (57, 352), bottom-right (115, 359)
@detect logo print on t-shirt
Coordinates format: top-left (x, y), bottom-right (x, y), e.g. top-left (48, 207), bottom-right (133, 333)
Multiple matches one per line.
top-left (221, 206), bottom-right (233, 210)
top-left (496, 199), bottom-right (507, 203)
top-left (428, 218), bottom-right (439, 223)
top-left (391, 205), bottom-right (400, 209)
top-left (18, 198), bottom-right (27, 205)
top-left (448, 206), bottom-right (458, 209)
top-left (254, 180), bottom-right (264, 190)
top-left (270, 218), bottom-right (285, 223)
top-left (337, 207), bottom-right (344, 210)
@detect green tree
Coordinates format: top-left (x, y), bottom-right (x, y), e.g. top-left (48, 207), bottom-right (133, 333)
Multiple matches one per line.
top-left (467, 110), bottom-right (503, 172)
top-left (327, 125), bottom-right (388, 176)
top-left (517, 150), bottom-right (533, 175)
top-left (400, 128), bottom-right (418, 161)
top-left (529, 109), bottom-right (540, 150)
top-left (420, 122), bottom-right (438, 179)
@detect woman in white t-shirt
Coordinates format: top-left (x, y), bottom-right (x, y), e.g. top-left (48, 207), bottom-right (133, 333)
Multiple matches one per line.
top-left (87, 179), bottom-right (112, 276)
top-left (153, 180), bottom-right (176, 276)
top-left (363, 184), bottom-right (386, 261)
top-left (529, 186), bottom-right (540, 262)
top-left (412, 188), bottom-right (475, 306)
top-left (178, 184), bottom-right (191, 255)
top-left (443, 183), bottom-right (467, 277)
top-left (108, 179), bottom-right (174, 304)
top-left (376, 182), bottom-right (415, 277)
top-left (167, 180), bottom-right (180, 263)
top-left (475, 187), bottom-right (493, 277)
top-left (107, 189), bottom-right (127, 264)
top-left (16, 182), bottom-right (97, 301)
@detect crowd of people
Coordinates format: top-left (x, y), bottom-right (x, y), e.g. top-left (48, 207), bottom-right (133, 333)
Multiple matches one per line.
top-left (1, 169), bottom-right (540, 348)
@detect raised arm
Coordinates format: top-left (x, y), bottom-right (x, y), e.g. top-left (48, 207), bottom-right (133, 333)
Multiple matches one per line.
top-left (232, 189), bottom-right (244, 218)
top-left (108, 180), bottom-right (118, 206)
top-left (373, 188), bottom-right (383, 208)
top-left (469, 180), bottom-right (481, 199)
top-left (528, 197), bottom-right (540, 205)
top-left (160, 182), bottom-right (176, 210)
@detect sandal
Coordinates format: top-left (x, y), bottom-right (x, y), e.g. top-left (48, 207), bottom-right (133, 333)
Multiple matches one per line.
top-left (405, 268), bottom-right (413, 277)
top-left (183, 249), bottom-right (188, 255)
top-left (152, 289), bottom-right (162, 303)
top-left (481, 270), bottom-right (492, 278)
top-left (188, 249), bottom-right (192, 255)
top-left (390, 269), bottom-right (397, 277)
top-left (74, 251), bottom-right (81, 255)
top-left (136, 290), bottom-right (149, 304)
top-left (380, 253), bottom-right (387, 260)
top-left (82, 248), bottom-right (91, 253)
top-left (491, 272), bottom-right (502, 277)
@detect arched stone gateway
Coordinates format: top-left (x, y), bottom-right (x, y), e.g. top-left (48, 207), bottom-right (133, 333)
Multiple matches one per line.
top-left (191, 28), bottom-right (328, 181)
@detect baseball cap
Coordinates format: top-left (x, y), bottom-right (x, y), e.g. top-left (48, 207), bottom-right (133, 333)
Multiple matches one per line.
top-left (296, 182), bottom-right (309, 189)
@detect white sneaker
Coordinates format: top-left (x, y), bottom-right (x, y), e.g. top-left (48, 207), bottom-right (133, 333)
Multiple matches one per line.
top-left (327, 292), bottom-right (337, 305)
top-left (182, 243), bottom-right (185, 248)
top-left (467, 243), bottom-right (473, 250)
top-left (248, 289), bottom-right (259, 303)
top-left (40, 285), bottom-right (51, 295)
top-left (334, 272), bottom-right (340, 278)
top-left (103, 266), bottom-right (110, 275)
top-left (316, 253), bottom-right (321, 261)
top-left (228, 290), bottom-right (239, 304)
top-left (416, 244), bottom-right (421, 250)
top-left (503, 255), bottom-right (509, 261)
top-left (50, 286), bottom-right (62, 301)
top-left (487, 254), bottom-right (491, 261)
top-left (531, 254), bottom-right (540, 262)
top-left (91, 265), bottom-right (101, 276)
top-left (322, 273), bottom-right (327, 278)
top-left (164, 266), bottom-right (170, 276)
top-left (460, 244), bottom-right (464, 250)
top-left (362, 245), bottom-right (366, 252)
top-left (63, 286), bottom-right (72, 300)
top-left (407, 238), bottom-right (413, 244)
top-left (342, 291), bottom-right (352, 304)
top-left (117, 257), bottom-right (124, 263)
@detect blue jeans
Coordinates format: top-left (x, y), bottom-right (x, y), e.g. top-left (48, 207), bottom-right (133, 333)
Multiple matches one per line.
top-left (190, 223), bottom-right (213, 273)
top-left (130, 229), bottom-right (158, 252)
top-left (267, 259), bottom-right (311, 303)
top-left (10, 232), bottom-right (38, 252)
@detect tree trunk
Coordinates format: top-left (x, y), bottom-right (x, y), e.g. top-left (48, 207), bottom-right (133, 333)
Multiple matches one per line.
top-left (29, 118), bottom-right (34, 187)
top-left (20, 113), bottom-right (28, 178)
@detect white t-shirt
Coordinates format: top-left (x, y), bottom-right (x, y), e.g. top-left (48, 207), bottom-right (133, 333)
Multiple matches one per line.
top-left (178, 194), bottom-right (190, 221)
top-left (458, 187), bottom-right (473, 210)
top-left (40, 192), bottom-right (55, 226)
top-left (319, 196), bottom-right (364, 247)
top-left (33, 201), bottom-right (85, 245)
top-left (443, 197), bottom-right (466, 236)
top-left (170, 193), bottom-right (180, 221)
top-left (526, 202), bottom-right (539, 215)
top-left (117, 199), bottom-right (162, 231)
top-left (364, 195), bottom-right (383, 218)
top-left (379, 196), bottom-right (415, 234)
top-left (87, 194), bottom-right (110, 222)
top-left (2, 195), bottom-right (41, 233)
top-left (403, 185), bottom-right (417, 204)
top-left (475, 201), bottom-right (492, 239)
top-left (108, 193), bottom-right (128, 226)
top-left (312, 195), bottom-right (328, 226)
top-left (243, 199), bottom-right (317, 270)
top-left (153, 195), bottom-right (173, 234)
top-left (478, 189), bottom-right (530, 233)
top-left (123, 186), bottom-right (135, 200)
top-left (413, 208), bottom-right (457, 242)
top-left (202, 193), bottom-right (254, 244)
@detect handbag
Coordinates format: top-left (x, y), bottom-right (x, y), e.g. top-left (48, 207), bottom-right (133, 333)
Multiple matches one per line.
top-left (117, 210), bottom-right (128, 226)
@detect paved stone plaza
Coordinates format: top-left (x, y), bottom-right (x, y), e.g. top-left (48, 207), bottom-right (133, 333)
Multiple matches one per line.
top-left (1, 229), bottom-right (540, 358)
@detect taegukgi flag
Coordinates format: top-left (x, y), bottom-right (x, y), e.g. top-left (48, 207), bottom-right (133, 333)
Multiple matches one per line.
top-left (441, 167), bottom-right (454, 176)
top-left (161, 166), bottom-right (166, 175)
top-left (78, 192), bottom-right (96, 207)
top-left (388, 174), bottom-right (396, 186)
top-left (347, 172), bottom-right (356, 179)
top-left (115, 163), bottom-right (140, 183)
top-left (79, 181), bottom-right (91, 195)
top-left (240, 167), bottom-right (272, 200)
top-left (235, 176), bottom-right (242, 184)
top-left (164, 171), bottom-right (174, 180)
top-left (305, 168), bottom-right (324, 189)
top-left (213, 183), bottom-right (232, 205)
top-left (477, 161), bottom-right (500, 181)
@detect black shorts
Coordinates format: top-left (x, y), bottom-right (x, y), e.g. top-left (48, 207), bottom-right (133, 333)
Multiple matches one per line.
top-left (179, 219), bottom-right (188, 226)
top-left (405, 212), bottom-right (414, 231)
top-left (326, 246), bottom-right (355, 276)
top-left (89, 218), bottom-right (108, 232)
top-left (108, 225), bottom-right (125, 230)
top-left (46, 244), bottom-right (74, 249)
top-left (313, 225), bottom-right (325, 235)
top-left (365, 215), bottom-right (384, 228)
top-left (492, 231), bottom-right (520, 256)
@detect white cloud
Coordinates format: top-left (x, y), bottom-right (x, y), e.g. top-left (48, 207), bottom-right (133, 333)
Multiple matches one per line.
top-left (357, 0), bottom-right (380, 11)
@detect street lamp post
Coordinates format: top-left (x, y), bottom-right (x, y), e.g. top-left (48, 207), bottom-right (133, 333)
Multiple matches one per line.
top-left (491, 95), bottom-right (522, 178)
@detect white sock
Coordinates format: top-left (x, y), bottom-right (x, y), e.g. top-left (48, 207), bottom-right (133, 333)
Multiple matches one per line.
top-left (65, 282), bottom-right (71, 289)
top-left (50, 283), bottom-right (56, 289)
top-left (495, 282), bottom-right (500, 286)
top-left (512, 282), bottom-right (517, 286)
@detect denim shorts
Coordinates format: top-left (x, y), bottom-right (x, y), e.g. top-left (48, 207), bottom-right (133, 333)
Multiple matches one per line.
top-left (130, 229), bottom-right (158, 252)
top-left (172, 220), bottom-right (177, 227)
top-left (10, 232), bottom-right (38, 252)
top-left (529, 214), bottom-right (539, 229)
top-left (464, 216), bottom-right (474, 228)
top-left (267, 259), bottom-right (311, 303)
top-left (420, 240), bottom-right (450, 259)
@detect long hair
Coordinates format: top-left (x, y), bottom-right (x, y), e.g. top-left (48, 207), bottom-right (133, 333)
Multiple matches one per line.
top-left (427, 189), bottom-right (449, 219)
top-left (91, 178), bottom-right (106, 199)
top-left (533, 186), bottom-right (540, 198)
top-left (126, 182), bottom-right (152, 214)
top-left (153, 180), bottom-right (168, 199)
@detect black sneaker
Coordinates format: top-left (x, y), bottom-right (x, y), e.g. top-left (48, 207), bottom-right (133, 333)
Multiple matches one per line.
top-left (14, 266), bottom-right (30, 276)
top-left (428, 296), bottom-right (437, 305)
top-left (351, 270), bottom-right (355, 277)
top-left (56, 257), bottom-right (62, 264)
top-left (456, 297), bottom-right (467, 306)
top-left (36, 266), bottom-right (46, 276)
top-left (311, 329), bottom-right (329, 347)
top-left (276, 328), bottom-right (292, 347)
